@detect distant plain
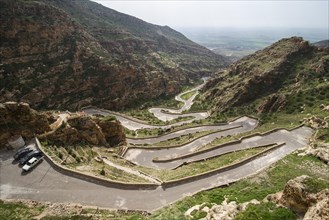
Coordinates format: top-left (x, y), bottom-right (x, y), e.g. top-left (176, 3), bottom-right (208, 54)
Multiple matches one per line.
top-left (177, 27), bottom-right (328, 60)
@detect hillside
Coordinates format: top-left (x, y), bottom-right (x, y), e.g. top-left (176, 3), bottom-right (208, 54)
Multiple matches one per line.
top-left (0, 0), bottom-right (228, 110)
top-left (200, 37), bottom-right (329, 116)
top-left (313, 40), bottom-right (329, 48)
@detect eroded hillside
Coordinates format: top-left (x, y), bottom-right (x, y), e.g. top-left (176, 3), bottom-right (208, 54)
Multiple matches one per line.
top-left (200, 37), bottom-right (329, 115)
top-left (0, 0), bottom-right (228, 110)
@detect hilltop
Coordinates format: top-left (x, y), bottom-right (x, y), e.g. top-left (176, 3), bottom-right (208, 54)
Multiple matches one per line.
top-left (0, 0), bottom-right (228, 110)
top-left (199, 37), bottom-right (329, 116)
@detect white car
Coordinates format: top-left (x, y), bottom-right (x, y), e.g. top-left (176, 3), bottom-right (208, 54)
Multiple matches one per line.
top-left (22, 157), bottom-right (43, 172)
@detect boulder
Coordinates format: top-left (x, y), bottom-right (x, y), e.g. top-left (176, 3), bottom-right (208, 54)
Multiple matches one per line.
top-left (279, 175), bottom-right (312, 214)
top-left (304, 189), bottom-right (329, 220)
top-left (185, 197), bottom-right (260, 220)
top-left (184, 203), bottom-right (206, 218)
top-left (302, 116), bottom-right (328, 129)
top-left (298, 144), bottom-right (329, 164)
top-left (276, 175), bottom-right (329, 219)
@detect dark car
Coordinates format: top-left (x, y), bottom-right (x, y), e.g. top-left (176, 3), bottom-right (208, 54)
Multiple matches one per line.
top-left (19, 150), bottom-right (43, 166)
top-left (13, 148), bottom-right (33, 160)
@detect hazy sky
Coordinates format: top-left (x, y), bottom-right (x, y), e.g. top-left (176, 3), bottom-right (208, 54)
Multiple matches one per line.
top-left (92, 0), bottom-right (329, 29)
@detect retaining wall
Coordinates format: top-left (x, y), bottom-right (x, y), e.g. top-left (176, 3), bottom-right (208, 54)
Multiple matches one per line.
top-left (161, 143), bottom-right (284, 188)
top-left (153, 124), bottom-right (305, 162)
top-left (35, 138), bottom-right (159, 190)
top-left (127, 125), bottom-right (242, 152)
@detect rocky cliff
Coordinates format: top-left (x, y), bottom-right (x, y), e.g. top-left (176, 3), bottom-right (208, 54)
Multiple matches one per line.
top-left (46, 116), bottom-right (126, 147)
top-left (0, 102), bottom-right (126, 148)
top-left (0, 102), bottom-right (52, 147)
top-left (201, 37), bottom-right (329, 114)
top-left (0, 0), bottom-right (228, 110)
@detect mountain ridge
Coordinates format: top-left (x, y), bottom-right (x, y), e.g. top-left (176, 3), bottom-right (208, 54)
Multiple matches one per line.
top-left (0, 0), bottom-right (228, 110)
top-left (198, 37), bottom-right (329, 116)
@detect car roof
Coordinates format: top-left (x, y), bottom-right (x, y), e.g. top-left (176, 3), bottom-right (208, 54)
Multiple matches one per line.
top-left (16, 148), bottom-right (30, 154)
top-left (28, 157), bottom-right (38, 163)
top-left (26, 150), bottom-right (40, 156)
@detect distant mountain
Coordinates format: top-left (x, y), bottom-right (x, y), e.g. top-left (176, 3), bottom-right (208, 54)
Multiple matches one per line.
top-left (200, 37), bottom-right (329, 114)
top-left (0, 0), bottom-right (228, 110)
top-left (312, 40), bottom-right (329, 48)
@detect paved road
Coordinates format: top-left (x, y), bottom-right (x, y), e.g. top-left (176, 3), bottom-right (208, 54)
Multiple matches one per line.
top-left (152, 127), bottom-right (311, 169)
top-left (127, 116), bottom-right (257, 145)
top-left (0, 79), bottom-right (314, 212)
top-left (0, 126), bottom-right (312, 212)
top-left (125, 117), bottom-right (258, 169)
top-left (148, 78), bottom-right (209, 121)
top-left (83, 78), bottom-right (209, 131)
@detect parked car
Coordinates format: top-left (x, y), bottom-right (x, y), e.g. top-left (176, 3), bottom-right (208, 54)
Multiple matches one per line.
top-left (22, 157), bottom-right (43, 172)
top-left (19, 150), bottom-right (42, 166)
top-left (13, 148), bottom-right (33, 160)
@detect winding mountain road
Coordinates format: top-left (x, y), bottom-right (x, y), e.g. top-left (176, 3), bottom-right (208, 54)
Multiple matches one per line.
top-left (0, 79), bottom-right (313, 212)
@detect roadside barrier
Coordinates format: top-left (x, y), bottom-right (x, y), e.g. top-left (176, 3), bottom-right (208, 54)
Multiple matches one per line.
top-left (152, 124), bottom-right (305, 162)
top-left (126, 125), bottom-right (243, 152)
top-left (35, 137), bottom-right (160, 189)
top-left (161, 143), bottom-right (285, 188)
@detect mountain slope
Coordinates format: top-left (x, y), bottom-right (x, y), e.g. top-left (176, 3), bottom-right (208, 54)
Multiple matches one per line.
top-left (200, 37), bottom-right (329, 115)
top-left (313, 40), bottom-right (329, 48)
top-left (0, 0), bottom-right (228, 110)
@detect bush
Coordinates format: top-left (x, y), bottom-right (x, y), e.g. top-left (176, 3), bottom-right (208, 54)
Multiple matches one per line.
top-left (58, 152), bottom-right (63, 160)
top-left (100, 169), bottom-right (105, 176)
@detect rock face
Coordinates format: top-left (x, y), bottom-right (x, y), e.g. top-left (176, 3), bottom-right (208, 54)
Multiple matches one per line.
top-left (0, 0), bottom-right (228, 111)
top-left (46, 116), bottom-right (126, 147)
top-left (93, 118), bottom-right (126, 146)
top-left (202, 37), bottom-right (329, 114)
top-left (0, 101), bottom-right (126, 148)
top-left (0, 102), bottom-right (52, 147)
top-left (303, 189), bottom-right (329, 220)
top-left (257, 94), bottom-right (287, 113)
top-left (279, 175), bottom-right (312, 214)
top-left (272, 175), bottom-right (329, 219)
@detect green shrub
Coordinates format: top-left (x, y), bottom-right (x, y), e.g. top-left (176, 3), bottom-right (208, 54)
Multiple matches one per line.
top-left (58, 152), bottom-right (63, 160)
top-left (100, 169), bottom-right (105, 176)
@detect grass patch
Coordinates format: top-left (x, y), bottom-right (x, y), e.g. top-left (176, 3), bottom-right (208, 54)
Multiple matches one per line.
top-left (123, 108), bottom-right (195, 127)
top-left (125, 117), bottom-right (223, 139)
top-left (100, 115), bottom-right (116, 122)
top-left (41, 143), bottom-right (150, 183)
top-left (150, 154), bottom-right (329, 219)
top-left (181, 91), bottom-right (197, 100)
top-left (0, 200), bottom-right (147, 220)
top-left (197, 112), bottom-right (304, 151)
top-left (137, 146), bottom-right (270, 181)
top-left (0, 201), bottom-right (44, 220)
top-left (130, 130), bottom-right (216, 148)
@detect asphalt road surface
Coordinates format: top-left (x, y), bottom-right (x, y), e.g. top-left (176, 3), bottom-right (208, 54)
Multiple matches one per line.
top-left (0, 125), bottom-right (312, 212)
top-left (0, 79), bottom-right (314, 212)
